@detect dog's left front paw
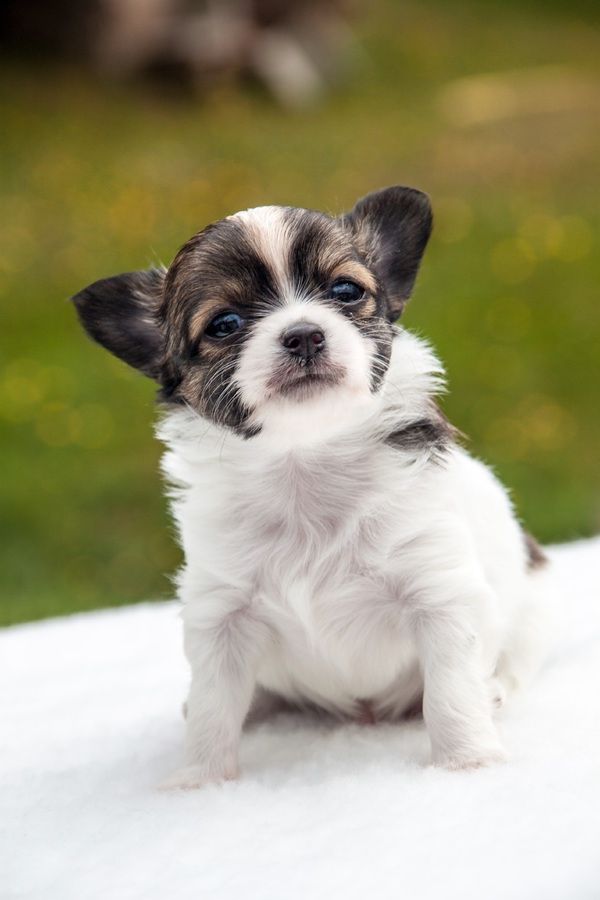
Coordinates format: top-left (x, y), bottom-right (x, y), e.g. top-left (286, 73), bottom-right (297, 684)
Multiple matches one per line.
top-left (158, 763), bottom-right (238, 791)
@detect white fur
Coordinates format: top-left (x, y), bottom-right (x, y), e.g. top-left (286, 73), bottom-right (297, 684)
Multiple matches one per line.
top-left (231, 206), bottom-right (293, 299)
top-left (235, 299), bottom-right (375, 444)
top-left (158, 315), bottom-right (558, 789)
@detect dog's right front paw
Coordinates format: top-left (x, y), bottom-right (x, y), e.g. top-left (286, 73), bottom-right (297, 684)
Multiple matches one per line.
top-left (434, 743), bottom-right (508, 771)
top-left (158, 763), bottom-right (238, 792)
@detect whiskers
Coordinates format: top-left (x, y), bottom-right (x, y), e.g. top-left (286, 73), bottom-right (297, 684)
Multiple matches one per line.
top-left (204, 357), bottom-right (246, 429)
top-left (177, 355), bottom-right (250, 435)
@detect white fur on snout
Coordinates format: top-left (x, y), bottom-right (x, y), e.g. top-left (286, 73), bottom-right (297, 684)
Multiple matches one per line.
top-left (234, 301), bottom-right (377, 444)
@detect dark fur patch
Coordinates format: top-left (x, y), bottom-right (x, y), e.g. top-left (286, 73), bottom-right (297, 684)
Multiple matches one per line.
top-left (385, 407), bottom-right (458, 460)
top-left (163, 218), bottom-right (278, 347)
top-left (286, 209), bottom-right (355, 293)
top-left (157, 218), bottom-right (281, 434)
top-left (285, 208), bottom-right (380, 303)
top-left (353, 318), bottom-right (393, 392)
top-left (284, 207), bottom-right (395, 391)
top-left (342, 186), bottom-right (432, 321)
top-left (72, 268), bottom-right (165, 378)
top-left (522, 530), bottom-right (548, 570)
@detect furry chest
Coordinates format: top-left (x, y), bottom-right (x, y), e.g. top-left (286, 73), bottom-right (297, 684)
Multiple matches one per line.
top-left (227, 455), bottom-right (401, 635)
top-left (255, 565), bottom-right (419, 713)
top-left (253, 529), bottom-right (417, 707)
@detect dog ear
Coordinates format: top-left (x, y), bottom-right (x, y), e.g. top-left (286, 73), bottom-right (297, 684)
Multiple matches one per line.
top-left (342, 186), bottom-right (432, 321)
top-left (72, 268), bottom-right (166, 379)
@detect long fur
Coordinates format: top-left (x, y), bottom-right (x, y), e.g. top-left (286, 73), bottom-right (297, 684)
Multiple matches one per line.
top-left (158, 328), bottom-right (557, 786)
top-left (72, 189), bottom-right (558, 789)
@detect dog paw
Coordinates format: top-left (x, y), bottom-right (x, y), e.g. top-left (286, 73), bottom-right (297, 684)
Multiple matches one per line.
top-left (436, 745), bottom-right (508, 771)
top-left (158, 764), bottom-right (238, 791)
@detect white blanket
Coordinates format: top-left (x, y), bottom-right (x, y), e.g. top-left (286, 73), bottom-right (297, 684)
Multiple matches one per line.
top-left (2, 539), bottom-right (600, 900)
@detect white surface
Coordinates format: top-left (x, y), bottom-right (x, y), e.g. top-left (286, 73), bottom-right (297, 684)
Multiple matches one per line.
top-left (2, 538), bottom-right (600, 900)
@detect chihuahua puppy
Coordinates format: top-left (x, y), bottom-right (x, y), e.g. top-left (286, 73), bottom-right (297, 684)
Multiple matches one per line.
top-left (73, 186), bottom-right (556, 788)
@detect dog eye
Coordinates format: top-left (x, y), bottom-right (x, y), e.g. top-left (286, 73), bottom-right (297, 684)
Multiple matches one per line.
top-left (205, 312), bottom-right (245, 339)
top-left (329, 280), bottom-right (364, 304)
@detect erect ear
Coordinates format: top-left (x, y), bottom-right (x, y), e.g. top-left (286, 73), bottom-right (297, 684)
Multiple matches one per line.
top-left (342, 186), bottom-right (433, 321)
top-left (72, 268), bottom-right (166, 379)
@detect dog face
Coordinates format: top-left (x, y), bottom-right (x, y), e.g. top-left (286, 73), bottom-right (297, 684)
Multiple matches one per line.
top-left (73, 186), bottom-right (432, 438)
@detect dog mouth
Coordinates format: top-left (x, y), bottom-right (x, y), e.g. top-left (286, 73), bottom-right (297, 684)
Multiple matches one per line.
top-left (267, 362), bottom-right (344, 399)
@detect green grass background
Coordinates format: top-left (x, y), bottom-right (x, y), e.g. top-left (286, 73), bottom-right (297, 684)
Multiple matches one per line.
top-left (1, 0), bottom-right (599, 625)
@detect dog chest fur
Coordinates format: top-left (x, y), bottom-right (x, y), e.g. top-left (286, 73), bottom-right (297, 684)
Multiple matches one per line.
top-left (162, 409), bottom-right (429, 708)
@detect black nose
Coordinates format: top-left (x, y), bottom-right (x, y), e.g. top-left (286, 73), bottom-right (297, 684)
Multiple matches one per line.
top-left (280, 322), bottom-right (326, 362)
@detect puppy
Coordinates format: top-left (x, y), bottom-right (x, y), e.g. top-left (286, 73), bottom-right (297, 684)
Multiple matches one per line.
top-left (73, 186), bottom-right (557, 788)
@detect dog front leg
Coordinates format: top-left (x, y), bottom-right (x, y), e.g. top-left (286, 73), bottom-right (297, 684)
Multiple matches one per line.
top-left (414, 598), bottom-right (507, 770)
top-left (161, 597), bottom-right (269, 790)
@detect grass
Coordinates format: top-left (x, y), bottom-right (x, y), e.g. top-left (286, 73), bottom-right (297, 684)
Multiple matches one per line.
top-left (1, 0), bottom-right (599, 625)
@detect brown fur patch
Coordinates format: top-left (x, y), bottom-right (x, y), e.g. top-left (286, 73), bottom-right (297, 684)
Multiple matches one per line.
top-left (187, 297), bottom-right (239, 345)
top-left (329, 260), bottom-right (378, 295)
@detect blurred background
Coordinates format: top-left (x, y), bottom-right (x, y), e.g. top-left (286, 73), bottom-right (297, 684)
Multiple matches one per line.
top-left (1, 0), bottom-right (598, 626)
